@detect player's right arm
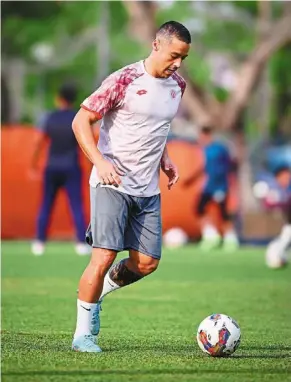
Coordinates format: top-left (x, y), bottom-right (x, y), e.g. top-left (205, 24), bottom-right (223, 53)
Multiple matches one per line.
top-left (72, 72), bottom-right (125, 187)
top-left (72, 109), bottom-right (122, 187)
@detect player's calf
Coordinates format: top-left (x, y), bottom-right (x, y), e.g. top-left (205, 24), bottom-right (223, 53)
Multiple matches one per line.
top-left (90, 257), bottom-right (146, 336)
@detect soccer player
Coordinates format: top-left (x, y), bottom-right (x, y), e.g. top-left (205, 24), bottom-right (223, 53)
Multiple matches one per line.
top-left (183, 126), bottom-right (239, 251)
top-left (71, 21), bottom-right (191, 352)
top-left (265, 166), bottom-right (291, 268)
top-left (30, 84), bottom-right (89, 256)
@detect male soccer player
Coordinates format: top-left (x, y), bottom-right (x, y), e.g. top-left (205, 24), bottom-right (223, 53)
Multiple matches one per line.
top-left (71, 21), bottom-right (191, 352)
top-left (30, 84), bottom-right (89, 256)
top-left (265, 165), bottom-right (291, 268)
top-left (183, 126), bottom-right (239, 251)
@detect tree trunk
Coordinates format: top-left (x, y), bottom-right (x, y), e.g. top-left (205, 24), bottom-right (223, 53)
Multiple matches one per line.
top-left (1, 74), bottom-right (10, 124)
top-left (2, 58), bottom-right (26, 124)
top-left (123, 1), bottom-right (157, 44)
top-left (96, 1), bottom-right (111, 85)
top-left (221, 12), bottom-right (291, 130)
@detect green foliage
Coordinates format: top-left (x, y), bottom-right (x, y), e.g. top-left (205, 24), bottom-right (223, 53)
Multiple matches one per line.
top-left (184, 51), bottom-right (211, 88)
top-left (2, 0), bottom-right (289, 128)
top-left (156, 1), bottom-right (193, 26)
top-left (200, 20), bottom-right (255, 54)
top-left (213, 86), bottom-right (229, 103)
top-left (231, 0), bottom-right (258, 16)
top-left (1, 1), bottom-right (62, 57)
top-left (269, 44), bottom-right (291, 134)
top-left (109, 1), bottom-right (129, 34)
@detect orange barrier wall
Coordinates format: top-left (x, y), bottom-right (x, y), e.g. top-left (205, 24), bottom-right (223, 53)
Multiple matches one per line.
top-left (1, 127), bottom-right (238, 240)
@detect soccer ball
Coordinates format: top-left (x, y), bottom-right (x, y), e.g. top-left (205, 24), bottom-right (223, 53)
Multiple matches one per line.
top-left (265, 240), bottom-right (288, 269)
top-left (196, 314), bottom-right (241, 357)
top-left (163, 227), bottom-right (188, 248)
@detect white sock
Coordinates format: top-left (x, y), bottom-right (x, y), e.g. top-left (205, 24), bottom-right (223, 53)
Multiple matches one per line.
top-left (278, 224), bottom-right (291, 249)
top-left (74, 299), bottom-right (98, 340)
top-left (202, 224), bottom-right (220, 240)
top-left (99, 271), bottom-right (120, 301)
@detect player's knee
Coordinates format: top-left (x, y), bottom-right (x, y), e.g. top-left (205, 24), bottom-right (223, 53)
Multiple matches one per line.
top-left (136, 260), bottom-right (159, 276)
top-left (90, 248), bottom-right (116, 276)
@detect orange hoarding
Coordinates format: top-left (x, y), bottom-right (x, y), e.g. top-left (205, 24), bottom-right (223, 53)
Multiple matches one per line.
top-left (1, 127), bottom-right (238, 240)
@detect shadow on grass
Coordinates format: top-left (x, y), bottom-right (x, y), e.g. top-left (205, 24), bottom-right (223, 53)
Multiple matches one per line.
top-left (2, 368), bottom-right (291, 377)
top-left (244, 345), bottom-right (291, 352)
top-left (2, 333), bottom-right (291, 361)
top-left (2, 339), bottom-right (291, 359)
top-left (232, 354), bottom-right (291, 359)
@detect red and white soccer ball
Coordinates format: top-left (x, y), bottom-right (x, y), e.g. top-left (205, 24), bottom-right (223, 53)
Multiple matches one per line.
top-left (196, 314), bottom-right (241, 357)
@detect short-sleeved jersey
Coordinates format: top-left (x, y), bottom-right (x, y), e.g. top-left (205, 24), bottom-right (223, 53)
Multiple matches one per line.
top-left (203, 141), bottom-right (232, 193)
top-left (81, 60), bottom-right (186, 197)
top-left (37, 109), bottom-right (80, 170)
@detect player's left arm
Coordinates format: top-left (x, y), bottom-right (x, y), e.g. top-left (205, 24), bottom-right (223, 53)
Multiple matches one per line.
top-left (161, 76), bottom-right (185, 190)
top-left (161, 146), bottom-right (179, 190)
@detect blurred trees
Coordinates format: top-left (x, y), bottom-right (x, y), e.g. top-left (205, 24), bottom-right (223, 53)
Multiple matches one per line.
top-left (1, 0), bottom-right (291, 137)
top-left (124, 0), bottom-right (291, 133)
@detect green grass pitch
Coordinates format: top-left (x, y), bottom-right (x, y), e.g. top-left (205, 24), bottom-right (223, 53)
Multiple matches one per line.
top-left (2, 241), bottom-right (291, 382)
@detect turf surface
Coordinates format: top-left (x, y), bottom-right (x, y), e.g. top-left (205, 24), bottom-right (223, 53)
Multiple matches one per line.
top-left (2, 241), bottom-right (291, 382)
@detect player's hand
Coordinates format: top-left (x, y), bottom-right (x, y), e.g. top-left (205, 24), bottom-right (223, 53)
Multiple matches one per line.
top-left (161, 158), bottom-right (179, 190)
top-left (96, 158), bottom-right (123, 187)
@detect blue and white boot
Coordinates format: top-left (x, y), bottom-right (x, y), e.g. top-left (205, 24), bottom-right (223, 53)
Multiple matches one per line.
top-left (72, 334), bottom-right (102, 352)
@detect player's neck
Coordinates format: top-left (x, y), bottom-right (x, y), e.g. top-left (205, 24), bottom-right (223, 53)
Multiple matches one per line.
top-left (144, 56), bottom-right (160, 78)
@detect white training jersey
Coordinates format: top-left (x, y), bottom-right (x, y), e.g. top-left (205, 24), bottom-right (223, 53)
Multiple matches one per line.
top-left (81, 60), bottom-right (186, 197)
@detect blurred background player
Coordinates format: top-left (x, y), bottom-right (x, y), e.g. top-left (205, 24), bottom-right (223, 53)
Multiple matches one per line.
top-left (183, 126), bottom-right (239, 251)
top-left (265, 165), bottom-right (291, 268)
top-left (30, 83), bottom-right (90, 256)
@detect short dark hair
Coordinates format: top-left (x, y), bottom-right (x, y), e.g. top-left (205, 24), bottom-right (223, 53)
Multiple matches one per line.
top-left (200, 126), bottom-right (214, 135)
top-left (58, 83), bottom-right (78, 104)
top-left (157, 21), bottom-right (191, 44)
top-left (273, 165), bottom-right (291, 177)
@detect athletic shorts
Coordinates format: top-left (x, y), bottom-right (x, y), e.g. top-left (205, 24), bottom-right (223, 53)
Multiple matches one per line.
top-left (86, 185), bottom-right (162, 259)
top-left (196, 190), bottom-right (231, 221)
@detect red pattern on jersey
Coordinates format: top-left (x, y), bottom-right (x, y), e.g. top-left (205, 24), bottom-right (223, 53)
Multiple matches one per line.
top-left (172, 72), bottom-right (186, 96)
top-left (81, 65), bottom-right (144, 117)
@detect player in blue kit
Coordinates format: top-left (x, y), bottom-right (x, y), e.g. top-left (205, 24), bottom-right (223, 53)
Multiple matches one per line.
top-left (265, 165), bottom-right (291, 267)
top-left (30, 84), bottom-right (89, 256)
top-left (184, 126), bottom-right (239, 251)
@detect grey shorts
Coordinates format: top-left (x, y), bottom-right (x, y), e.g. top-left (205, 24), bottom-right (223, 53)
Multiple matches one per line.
top-left (88, 185), bottom-right (162, 259)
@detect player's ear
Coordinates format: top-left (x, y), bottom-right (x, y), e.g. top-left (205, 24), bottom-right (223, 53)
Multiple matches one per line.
top-left (153, 39), bottom-right (160, 51)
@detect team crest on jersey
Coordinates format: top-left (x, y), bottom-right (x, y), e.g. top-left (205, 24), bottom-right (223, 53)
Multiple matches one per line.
top-left (137, 89), bottom-right (147, 96)
top-left (171, 90), bottom-right (176, 99)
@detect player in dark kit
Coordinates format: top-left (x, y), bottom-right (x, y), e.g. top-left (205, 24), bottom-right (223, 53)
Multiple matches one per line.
top-left (30, 84), bottom-right (89, 256)
top-left (184, 126), bottom-right (239, 251)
